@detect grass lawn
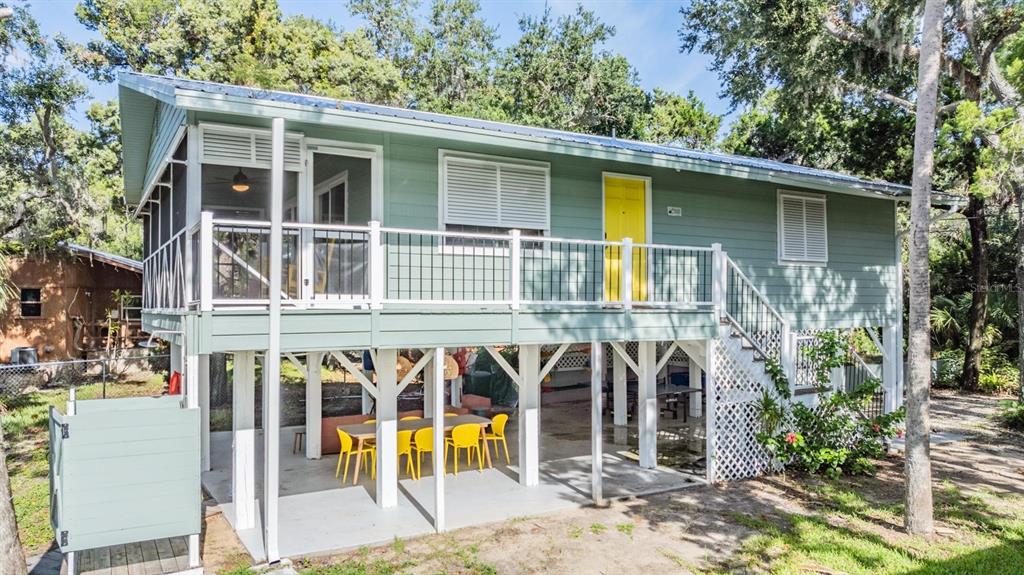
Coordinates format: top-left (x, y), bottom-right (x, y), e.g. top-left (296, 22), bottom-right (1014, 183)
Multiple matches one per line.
top-left (2, 375), bottom-right (165, 556)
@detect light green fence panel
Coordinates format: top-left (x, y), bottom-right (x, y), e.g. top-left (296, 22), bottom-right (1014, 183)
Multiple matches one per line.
top-left (49, 396), bottom-right (201, 553)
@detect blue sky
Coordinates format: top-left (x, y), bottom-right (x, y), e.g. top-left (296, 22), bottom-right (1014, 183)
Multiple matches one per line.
top-left (32, 0), bottom-right (731, 125)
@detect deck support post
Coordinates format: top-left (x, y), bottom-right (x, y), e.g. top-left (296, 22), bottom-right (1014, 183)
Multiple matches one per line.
top-left (612, 349), bottom-right (627, 426)
top-left (232, 351), bottom-right (257, 530)
top-left (432, 347), bottom-right (446, 532)
top-left (637, 341), bottom-right (657, 469)
top-left (375, 348), bottom-right (399, 508)
top-left (688, 356), bottom-right (703, 418)
top-left (361, 384), bottom-right (373, 415)
top-left (590, 341), bottom-right (604, 504)
top-left (518, 344), bottom-right (541, 487)
top-left (198, 353), bottom-right (211, 471)
top-left (704, 337), bottom-right (718, 483)
top-left (188, 533), bottom-right (200, 568)
top-left (262, 116), bottom-right (285, 563)
top-left (882, 323), bottom-right (902, 413)
top-left (306, 352), bottom-right (323, 459)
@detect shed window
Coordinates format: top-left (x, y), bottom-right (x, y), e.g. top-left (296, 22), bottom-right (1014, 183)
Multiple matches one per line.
top-left (20, 288), bottom-right (41, 317)
top-left (441, 152), bottom-right (550, 232)
top-left (778, 191), bottom-right (828, 263)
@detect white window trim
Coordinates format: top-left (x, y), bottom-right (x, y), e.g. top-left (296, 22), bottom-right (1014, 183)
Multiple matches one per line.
top-left (314, 170), bottom-right (349, 225)
top-left (777, 189), bottom-right (828, 265)
top-left (437, 149), bottom-right (551, 235)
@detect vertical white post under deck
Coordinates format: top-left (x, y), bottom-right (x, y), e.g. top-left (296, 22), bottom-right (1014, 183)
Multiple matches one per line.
top-left (423, 358), bottom-right (436, 414)
top-left (882, 323), bottom-right (902, 413)
top-left (432, 347), bottom-right (446, 532)
top-left (688, 356), bottom-right (703, 418)
top-left (612, 351), bottom-right (627, 426)
top-left (306, 352), bottom-right (323, 459)
top-left (637, 341), bottom-right (657, 469)
top-left (198, 354), bottom-right (211, 472)
top-left (361, 385), bottom-right (373, 415)
top-left (375, 348), bottom-right (399, 508)
top-left (590, 341), bottom-right (604, 504)
top-left (232, 351), bottom-right (257, 530)
top-left (518, 344), bottom-right (541, 487)
top-left (262, 116), bottom-right (285, 563)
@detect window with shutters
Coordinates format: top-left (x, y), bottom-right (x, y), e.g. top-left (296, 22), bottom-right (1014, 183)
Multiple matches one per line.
top-left (198, 124), bottom-right (304, 172)
top-left (777, 191), bottom-right (828, 264)
top-left (440, 151), bottom-right (550, 234)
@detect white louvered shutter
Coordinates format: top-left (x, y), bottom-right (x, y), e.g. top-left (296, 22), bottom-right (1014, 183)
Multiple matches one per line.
top-left (499, 164), bottom-right (549, 230)
top-left (444, 159), bottom-right (500, 226)
top-left (779, 193), bottom-right (827, 263)
top-left (201, 125), bottom-right (303, 170)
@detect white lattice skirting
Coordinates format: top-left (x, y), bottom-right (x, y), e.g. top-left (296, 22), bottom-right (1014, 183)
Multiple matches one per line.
top-left (711, 337), bottom-right (776, 481)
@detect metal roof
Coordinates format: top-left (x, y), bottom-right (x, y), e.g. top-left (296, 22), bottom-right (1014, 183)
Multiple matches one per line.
top-left (120, 72), bottom-right (917, 199)
top-left (65, 243), bottom-right (143, 273)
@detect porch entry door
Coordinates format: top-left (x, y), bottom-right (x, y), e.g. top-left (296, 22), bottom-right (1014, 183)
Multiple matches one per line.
top-left (303, 150), bottom-right (370, 301)
top-left (603, 175), bottom-right (648, 302)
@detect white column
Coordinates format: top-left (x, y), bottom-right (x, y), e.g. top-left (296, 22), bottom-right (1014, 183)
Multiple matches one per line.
top-left (423, 355), bottom-right (436, 415)
top-left (612, 350), bottom-right (627, 426)
top-left (361, 381), bottom-right (373, 415)
top-left (306, 352), bottom-right (323, 459)
top-left (432, 347), bottom-right (446, 532)
top-left (375, 348), bottom-right (399, 508)
top-left (263, 116), bottom-right (285, 563)
top-left (882, 324), bottom-right (902, 413)
top-left (704, 338), bottom-right (718, 483)
top-left (518, 344), bottom-right (541, 487)
top-left (232, 351), bottom-right (257, 530)
top-left (199, 354), bottom-right (211, 472)
top-left (590, 341), bottom-right (604, 504)
top-left (688, 356), bottom-right (703, 418)
top-left (637, 341), bottom-right (658, 469)
top-left (170, 342), bottom-right (182, 380)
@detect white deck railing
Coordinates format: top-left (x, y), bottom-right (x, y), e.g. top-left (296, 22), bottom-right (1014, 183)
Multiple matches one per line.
top-left (143, 213), bottom-right (718, 313)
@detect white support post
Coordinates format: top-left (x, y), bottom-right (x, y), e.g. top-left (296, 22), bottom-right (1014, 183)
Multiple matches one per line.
top-left (590, 341), bottom-right (604, 504)
top-left (263, 116), bottom-right (285, 563)
top-left (711, 243), bottom-right (725, 317)
top-left (185, 124), bottom-right (200, 305)
top-left (188, 533), bottom-right (200, 568)
top-left (780, 320), bottom-right (795, 386)
top-left (704, 338), bottom-right (717, 483)
top-left (375, 348), bottom-right (399, 508)
top-left (637, 341), bottom-right (657, 469)
top-left (198, 354), bottom-right (211, 472)
top-left (688, 356), bottom-right (703, 418)
top-left (612, 350), bottom-right (627, 426)
top-left (518, 344), bottom-right (541, 487)
top-left (432, 347), bottom-right (446, 532)
top-left (200, 211), bottom-right (214, 312)
top-left (361, 383), bottom-right (373, 415)
top-left (424, 355), bottom-right (436, 415)
top-left (369, 221), bottom-right (384, 309)
top-left (232, 351), bottom-right (257, 530)
top-left (306, 352), bottom-right (323, 459)
top-left (510, 229), bottom-right (521, 310)
top-left (621, 238), bottom-right (633, 310)
top-left (882, 323), bottom-right (902, 413)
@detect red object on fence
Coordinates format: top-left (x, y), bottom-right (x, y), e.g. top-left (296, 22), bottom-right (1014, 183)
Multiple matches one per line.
top-left (168, 370), bottom-right (182, 395)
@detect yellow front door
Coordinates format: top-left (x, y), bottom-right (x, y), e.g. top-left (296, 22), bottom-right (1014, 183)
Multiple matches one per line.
top-left (603, 175), bottom-right (647, 302)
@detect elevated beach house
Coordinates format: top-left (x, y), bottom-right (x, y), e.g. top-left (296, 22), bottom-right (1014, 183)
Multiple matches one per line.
top-left (49, 72), bottom-right (911, 568)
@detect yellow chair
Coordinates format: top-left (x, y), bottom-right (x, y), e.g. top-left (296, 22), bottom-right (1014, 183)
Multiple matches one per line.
top-left (396, 429), bottom-right (416, 478)
top-left (445, 423), bottom-right (484, 475)
top-left (364, 418), bottom-right (376, 424)
top-left (335, 429), bottom-right (376, 482)
top-left (444, 413), bottom-right (459, 418)
top-left (412, 427), bottom-right (435, 479)
top-left (400, 416), bottom-right (421, 421)
top-left (483, 413), bottom-right (511, 465)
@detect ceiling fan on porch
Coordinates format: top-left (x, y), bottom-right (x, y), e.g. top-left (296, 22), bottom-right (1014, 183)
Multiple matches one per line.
top-left (208, 168), bottom-right (267, 193)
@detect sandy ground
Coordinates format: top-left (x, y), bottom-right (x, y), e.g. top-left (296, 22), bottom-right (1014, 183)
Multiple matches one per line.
top-left (198, 391), bottom-right (1024, 574)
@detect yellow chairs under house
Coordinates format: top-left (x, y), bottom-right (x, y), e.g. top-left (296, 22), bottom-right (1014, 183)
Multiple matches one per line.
top-left (396, 429), bottom-right (416, 478)
top-left (335, 429), bottom-right (376, 482)
top-left (483, 413), bottom-right (511, 465)
top-left (445, 423), bottom-right (484, 475)
top-left (412, 427), bottom-right (435, 480)
top-left (400, 416), bottom-right (422, 421)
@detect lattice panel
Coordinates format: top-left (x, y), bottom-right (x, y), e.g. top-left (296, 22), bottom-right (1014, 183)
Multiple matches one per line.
top-left (712, 338), bottom-right (776, 481)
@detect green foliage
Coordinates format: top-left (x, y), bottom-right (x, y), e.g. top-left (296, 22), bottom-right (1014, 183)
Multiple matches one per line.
top-left (644, 89), bottom-right (721, 149)
top-left (935, 348), bottom-right (1020, 395)
top-left (997, 400), bottom-right (1024, 431)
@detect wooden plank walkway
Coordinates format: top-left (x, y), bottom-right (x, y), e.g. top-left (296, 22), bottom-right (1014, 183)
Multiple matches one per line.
top-left (70, 537), bottom-right (193, 575)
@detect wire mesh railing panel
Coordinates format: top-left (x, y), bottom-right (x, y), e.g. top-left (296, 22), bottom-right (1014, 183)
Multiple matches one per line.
top-left (725, 261), bottom-right (783, 361)
top-left (383, 230), bottom-right (511, 302)
top-left (643, 245), bottom-right (713, 305)
top-left (522, 240), bottom-right (611, 303)
top-left (312, 229), bottom-right (370, 300)
top-left (0, 355), bottom-right (170, 399)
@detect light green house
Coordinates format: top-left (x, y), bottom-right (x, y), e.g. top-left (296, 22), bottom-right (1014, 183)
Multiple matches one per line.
top-left (82, 72), bottom-right (910, 564)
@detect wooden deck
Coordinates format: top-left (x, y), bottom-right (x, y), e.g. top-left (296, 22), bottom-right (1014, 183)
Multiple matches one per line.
top-left (71, 537), bottom-right (194, 575)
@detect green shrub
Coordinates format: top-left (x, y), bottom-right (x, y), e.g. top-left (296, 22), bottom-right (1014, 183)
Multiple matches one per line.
top-left (997, 400), bottom-right (1024, 431)
top-left (933, 349), bottom-right (1020, 394)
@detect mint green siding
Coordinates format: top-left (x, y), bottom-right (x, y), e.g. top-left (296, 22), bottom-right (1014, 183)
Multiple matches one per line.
top-left (49, 397), bottom-right (201, 552)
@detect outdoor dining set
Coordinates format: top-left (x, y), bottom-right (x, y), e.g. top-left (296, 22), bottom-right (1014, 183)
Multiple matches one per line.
top-left (334, 413), bottom-right (511, 484)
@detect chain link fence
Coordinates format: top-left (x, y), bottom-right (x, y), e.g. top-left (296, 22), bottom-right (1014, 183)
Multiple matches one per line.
top-left (0, 354), bottom-right (170, 399)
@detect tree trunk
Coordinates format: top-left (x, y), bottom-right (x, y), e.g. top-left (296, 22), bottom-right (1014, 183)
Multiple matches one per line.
top-left (1016, 183), bottom-right (1024, 403)
top-left (904, 0), bottom-right (942, 536)
top-left (960, 194), bottom-right (989, 392)
top-left (0, 423), bottom-right (28, 575)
